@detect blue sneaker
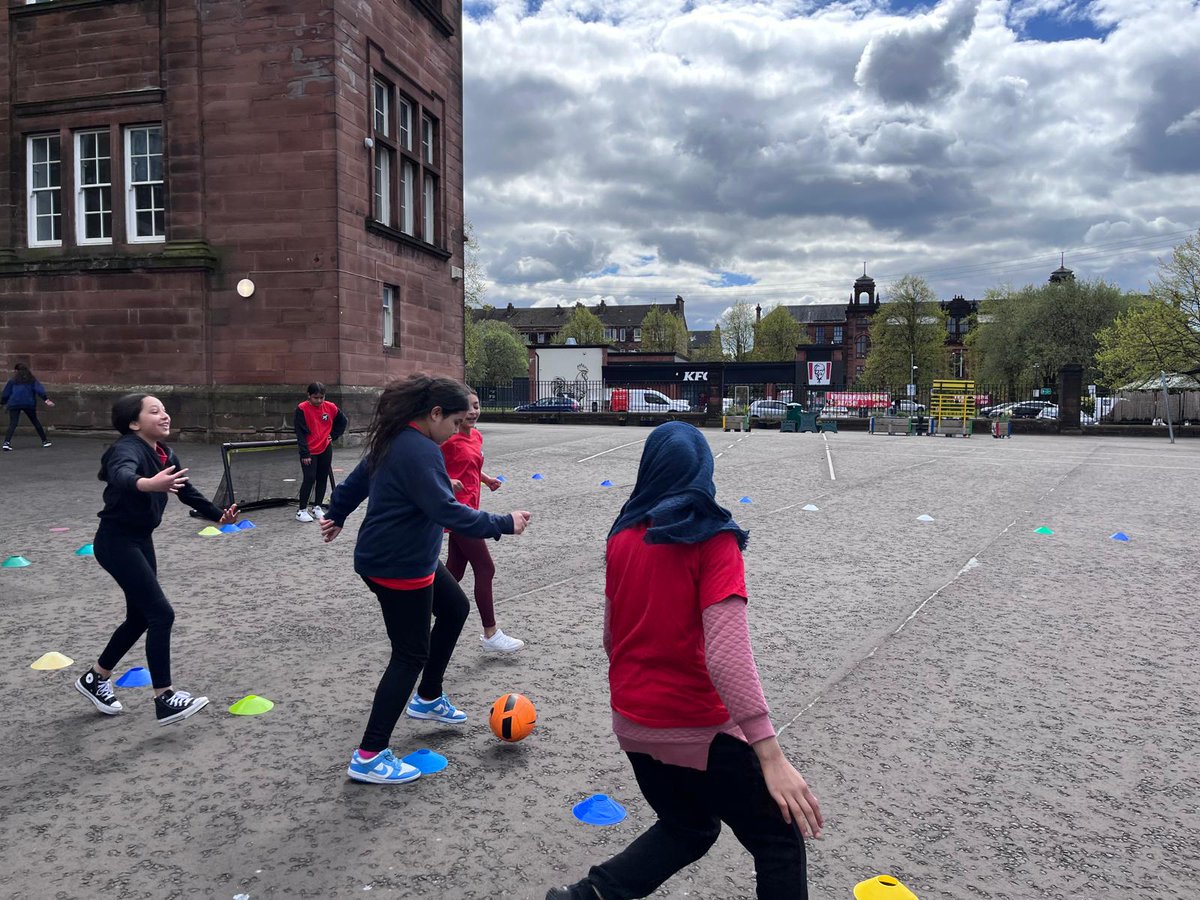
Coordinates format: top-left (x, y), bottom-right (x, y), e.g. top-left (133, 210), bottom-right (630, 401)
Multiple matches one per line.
top-left (347, 748), bottom-right (421, 785)
top-left (405, 693), bottom-right (468, 724)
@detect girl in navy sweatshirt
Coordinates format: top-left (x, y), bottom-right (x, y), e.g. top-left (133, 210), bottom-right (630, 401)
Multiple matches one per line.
top-left (321, 374), bottom-right (532, 785)
top-left (74, 394), bottom-right (238, 725)
top-left (2, 362), bottom-right (55, 450)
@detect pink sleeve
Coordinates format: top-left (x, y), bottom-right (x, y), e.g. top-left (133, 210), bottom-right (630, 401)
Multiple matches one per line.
top-left (702, 597), bottom-right (775, 744)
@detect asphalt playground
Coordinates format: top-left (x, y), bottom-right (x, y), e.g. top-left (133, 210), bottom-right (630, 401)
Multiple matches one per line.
top-left (1, 424), bottom-right (1197, 899)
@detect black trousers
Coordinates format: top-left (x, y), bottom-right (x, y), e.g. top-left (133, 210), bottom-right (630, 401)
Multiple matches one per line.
top-left (573, 733), bottom-right (808, 900)
top-left (4, 408), bottom-right (47, 443)
top-left (358, 564), bottom-right (470, 752)
top-left (298, 445), bottom-right (333, 508)
top-left (94, 530), bottom-right (176, 689)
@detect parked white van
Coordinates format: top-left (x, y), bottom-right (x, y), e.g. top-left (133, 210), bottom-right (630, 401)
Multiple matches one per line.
top-left (609, 388), bottom-right (691, 413)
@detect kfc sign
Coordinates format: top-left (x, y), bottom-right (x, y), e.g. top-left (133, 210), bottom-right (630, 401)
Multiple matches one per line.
top-left (682, 371), bottom-right (709, 381)
top-left (807, 361), bottom-right (832, 385)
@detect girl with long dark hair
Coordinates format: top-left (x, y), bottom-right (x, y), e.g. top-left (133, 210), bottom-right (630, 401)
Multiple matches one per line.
top-left (2, 362), bottom-right (55, 450)
top-left (321, 374), bottom-right (532, 785)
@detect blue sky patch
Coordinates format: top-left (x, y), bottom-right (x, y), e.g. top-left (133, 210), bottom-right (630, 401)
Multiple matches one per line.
top-left (1013, 5), bottom-right (1114, 43)
top-left (585, 263), bottom-right (620, 278)
top-left (464, 1), bottom-right (494, 22)
top-left (707, 271), bottom-right (758, 288)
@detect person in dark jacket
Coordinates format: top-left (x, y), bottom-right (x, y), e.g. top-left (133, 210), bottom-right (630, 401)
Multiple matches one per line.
top-left (74, 393), bottom-right (238, 726)
top-left (2, 362), bottom-right (54, 450)
top-left (293, 381), bottom-right (348, 523)
top-left (320, 374), bottom-right (532, 785)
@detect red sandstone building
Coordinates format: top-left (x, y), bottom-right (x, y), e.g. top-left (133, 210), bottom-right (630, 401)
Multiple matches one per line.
top-left (0, 0), bottom-right (466, 435)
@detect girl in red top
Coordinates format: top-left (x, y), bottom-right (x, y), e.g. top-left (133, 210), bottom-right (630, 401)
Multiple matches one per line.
top-left (441, 391), bottom-right (525, 653)
top-left (546, 421), bottom-right (823, 900)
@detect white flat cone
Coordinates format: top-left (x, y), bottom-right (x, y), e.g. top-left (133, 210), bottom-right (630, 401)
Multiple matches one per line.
top-left (917, 514), bottom-right (935, 522)
top-left (802, 504), bottom-right (820, 512)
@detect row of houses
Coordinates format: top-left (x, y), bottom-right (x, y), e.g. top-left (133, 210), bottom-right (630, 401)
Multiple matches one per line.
top-left (476, 268), bottom-right (999, 379)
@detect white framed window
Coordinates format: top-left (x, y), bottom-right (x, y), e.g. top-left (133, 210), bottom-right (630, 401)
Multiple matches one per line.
top-left (633, 328), bottom-right (641, 342)
top-left (373, 149), bottom-right (392, 225)
top-left (27, 134), bottom-right (62, 247)
top-left (373, 80), bottom-right (390, 136)
top-left (76, 130), bottom-right (112, 245)
top-left (125, 125), bottom-right (165, 242)
top-left (398, 98), bottom-right (412, 151)
top-left (401, 161), bottom-right (415, 235)
top-left (382, 284), bottom-right (397, 348)
top-left (421, 114), bottom-right (435, 163)
top-left (422, 172), bottom-right (435, 243)
top-left (833, 326), bottom-right (843, 344)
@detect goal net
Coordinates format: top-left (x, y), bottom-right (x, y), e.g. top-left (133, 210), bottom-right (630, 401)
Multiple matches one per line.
top-left (198, 439), bottom-right (335, 513)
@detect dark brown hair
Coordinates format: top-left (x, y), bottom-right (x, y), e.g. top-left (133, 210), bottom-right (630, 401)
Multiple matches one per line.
top-left (364, 374), bottom-right (470, 471)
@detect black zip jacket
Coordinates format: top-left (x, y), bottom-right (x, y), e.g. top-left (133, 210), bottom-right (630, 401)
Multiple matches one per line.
top-left (96, 434), bottom-right (225, 534)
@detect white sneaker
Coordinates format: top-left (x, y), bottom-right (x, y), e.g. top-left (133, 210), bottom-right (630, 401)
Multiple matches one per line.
top-left (480, 629), bottom-right (525, 653)
top-left (311, 505), bottom-right (326, 519)
top-left (296, 508), bottom-right (314, 523)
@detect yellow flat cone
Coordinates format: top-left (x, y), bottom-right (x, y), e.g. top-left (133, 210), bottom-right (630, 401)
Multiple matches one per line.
top-left (197, 526), bottom-right (222, 536)
top-left (854, 875), bottom-right (918, 900)
top-left (228, 695), bottom-right (274, 716)
top-left (31, 651), bottom-right (74, 670)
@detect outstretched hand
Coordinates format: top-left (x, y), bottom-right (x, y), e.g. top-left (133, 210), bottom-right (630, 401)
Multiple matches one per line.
top-left (141, 465), bottom-right (190, 494)
top-left (217, 504), bottom-right (240, 526)
top-left (319, 516), bottom-right (342, 543)
top-left (510, 510), bottom-right (532, 535)
top-left (483, 475), bottom-right (502, 492)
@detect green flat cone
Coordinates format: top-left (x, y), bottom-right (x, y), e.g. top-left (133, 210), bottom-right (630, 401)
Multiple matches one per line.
top-left (228, 695), bottom-right (274, 716)
top-left (1034, 526), bottom-right (1055, 535)
top-left (2, 555), bottom-right (31, 568)
top-left (197, 526), bottom-right (222, 536)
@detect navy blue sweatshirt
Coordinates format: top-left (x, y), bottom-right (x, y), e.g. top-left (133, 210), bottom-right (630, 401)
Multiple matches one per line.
top-left (2, 378), bottom-right (48, 410)
top-left (325, 425), bottom-right (514, 579)
top-left (97, 434), bottom-right (225, 535)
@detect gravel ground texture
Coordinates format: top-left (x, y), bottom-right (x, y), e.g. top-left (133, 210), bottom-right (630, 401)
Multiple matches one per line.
top-left (1, 424), bottom-right (1197, 900)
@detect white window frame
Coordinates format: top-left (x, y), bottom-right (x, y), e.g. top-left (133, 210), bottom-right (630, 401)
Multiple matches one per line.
top-left (382, 285), bottom-right (396, 348)
top-left (398, 98), bottom-right (413, 151)
top-left (373, 148), bottom-right (391, 225)
top-left (633, 328), bottom-right (641, 342)
top-left (401, 161), bottom-right (415, 236)
top-left (75, 129), bottom-right (113, 245)
top-left (373, 80), bottom-right (390, 137)
top-left (422, 172), bottom-right (435, 243)
top-left (125, 125), bottom-right (166, 243)
top-left (421, 114), bottom-right (434, 163)
top-left (27, 133), bottom-right (62, 247)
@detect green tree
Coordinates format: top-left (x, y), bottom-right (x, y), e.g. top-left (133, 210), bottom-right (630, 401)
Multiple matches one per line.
top-left (640, 305), bottom-right (689, 354)
top-left (554, 304), bottom-right (606, 345)
top-left (751, 306), bottom-right (802, 361)
top-left (860, 275), bottom-right (949, 389)
top-left (465, 318), bottom-right (528, 385)
top-left (463, 219), bottom-right (487, 309)
top-left (968, 278), bottom-right (1132, 391)
top-left (1094, 229), bottom-right (1200, 385)
top-left (719, 301), bottom-right (756, 361)
top-left (1095, 298), bottom-right (1197, 386)
top-left (690, 324), bottom-right (727, 361)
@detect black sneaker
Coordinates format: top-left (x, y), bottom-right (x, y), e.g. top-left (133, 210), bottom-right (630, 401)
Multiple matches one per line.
top-left (75, 669), bottom-right (123, 715)
top-left (1, 443), bottom-right (11, 451)
top-left (155, 689), bottom-right (209, 725)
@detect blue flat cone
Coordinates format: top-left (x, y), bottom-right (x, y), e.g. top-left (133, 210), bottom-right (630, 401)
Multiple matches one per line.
top-left (496, 475), bottom-right (506, 483)
top-left (402, 748), bottom-right (448, 774)
top-left (1111, 531), bottom-right (1131, 542)
top-left (75, 543), bottom-right (95, 556)
top-left (739, 496), bottom-right (752, 504)
top-left (531, 473), bottom-right (545, 480)
top-left (219, 523), bottom-right (240, 534)
top-left (600, 480), bottom-right (614, 487)
top-left (573, 793), bottom-right (626, 826)
top-left (236, 520), bottom-right (256, 530)
top-left (2, 555), bottom-right (31, 568)
top-left (115, 666), bottom-right (152, 687)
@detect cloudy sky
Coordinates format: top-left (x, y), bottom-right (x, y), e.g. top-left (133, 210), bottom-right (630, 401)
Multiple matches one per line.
top-left (461, 0), bottom-right (1200, 328)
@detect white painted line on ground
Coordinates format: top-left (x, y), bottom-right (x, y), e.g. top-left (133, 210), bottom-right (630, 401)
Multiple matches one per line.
top-left (823, 433), bottom-right (836, 481)
top-left (715, 452), bottom-right (724, 459)
top-left (577, 439), bottom-right (644, 463)
top-left (497, 576), bottom-right (576, 603)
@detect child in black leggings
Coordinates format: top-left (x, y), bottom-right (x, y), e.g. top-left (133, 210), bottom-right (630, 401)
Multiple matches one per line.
top-left (75, 394), bottom-right (238, 725)
top-left (321, 374), bottom-right (532, 785)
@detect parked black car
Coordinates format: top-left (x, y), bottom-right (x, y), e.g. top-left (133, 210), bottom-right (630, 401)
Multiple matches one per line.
top-left (1009, 401), bottom-right (1055, 419)
top-left (513, 395), bottom-right (581, 413)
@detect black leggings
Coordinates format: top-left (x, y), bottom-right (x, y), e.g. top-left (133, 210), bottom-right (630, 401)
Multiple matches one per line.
top-left (94, 530), bottom-right (176, 689)
top-left (578, 734), bottom-right (808, 899)
top-left (298, 445), bottom-right (333, 507)
top-left (359, 564), bottom-right (470, 752)
top-left (4, 408), bottom-right (47, 443)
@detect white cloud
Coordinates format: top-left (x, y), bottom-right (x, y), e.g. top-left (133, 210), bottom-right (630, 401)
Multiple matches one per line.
top-left (463, 0), bottom-right (1200, 327)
